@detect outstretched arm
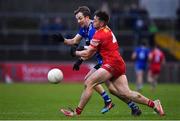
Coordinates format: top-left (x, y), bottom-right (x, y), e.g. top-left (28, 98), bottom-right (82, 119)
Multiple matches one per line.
top-left (52, 33), bottom-right (82, 45)
top-left (64, 34), bottom-right (82, 45)
top-left (75, 45), bottom-right (97, 59)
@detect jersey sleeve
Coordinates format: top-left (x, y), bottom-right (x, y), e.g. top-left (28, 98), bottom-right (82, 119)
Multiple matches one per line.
top-left (90, 32), bottom-right (101, 48)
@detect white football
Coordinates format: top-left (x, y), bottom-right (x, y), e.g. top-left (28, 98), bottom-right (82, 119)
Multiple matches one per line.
top-left (47, 68), bottom-right (63, 83)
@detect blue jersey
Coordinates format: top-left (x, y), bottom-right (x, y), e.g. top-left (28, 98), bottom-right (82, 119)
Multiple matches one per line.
top-left (78, 21), bottom-right (95, 44)
top-left (134, 47), bottom-right (150, 71)
top-left (78, 21), bottom-right (102, 65)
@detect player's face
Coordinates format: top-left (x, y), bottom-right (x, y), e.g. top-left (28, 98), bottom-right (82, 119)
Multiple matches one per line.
top-left (75, 12), bottom-right (88, 27)
top-left (93, 16), bottom-right (101, 29)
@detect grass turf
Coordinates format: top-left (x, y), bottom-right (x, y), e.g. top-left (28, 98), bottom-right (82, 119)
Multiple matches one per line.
top-left (0, 83), bottom-right (180, 120)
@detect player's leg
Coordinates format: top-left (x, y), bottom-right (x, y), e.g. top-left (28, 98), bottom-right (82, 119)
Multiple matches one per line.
top-left (148, 70), bottom-right (158, 91)
top-left (111, 74), bottom-right (165, 116)
top-left (152, 74), bottom-right (159, 90)
top-left (135, 70), bottom-right (144, 91)
top-left (148, 70), bottom-right (154, 90)
top-left (61, 68), bottom-right (112, 116)
top-left (147, 70), bottom-right (153, 83)
top-left (74, 68), bottom-right (112, 115)
top-left (84, 67), bottom-right (113, 113)
top-left (94, 84), bottom-right (114, 114)
top-left (105, 80), bottom-right (141, 116)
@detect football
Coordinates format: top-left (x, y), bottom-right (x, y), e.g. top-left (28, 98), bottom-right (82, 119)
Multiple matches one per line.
top-left (47, 68), bottom-right (63, 83)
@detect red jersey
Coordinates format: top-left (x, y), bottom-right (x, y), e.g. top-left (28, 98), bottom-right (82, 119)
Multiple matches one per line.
top-left (90, 26), bottom-right (126, 78)
top-left (149, 48), bottom-right (165, 74)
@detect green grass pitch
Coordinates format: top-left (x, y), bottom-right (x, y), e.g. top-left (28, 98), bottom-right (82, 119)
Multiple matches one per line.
top-left (0, 83), bottom-right (180, 120)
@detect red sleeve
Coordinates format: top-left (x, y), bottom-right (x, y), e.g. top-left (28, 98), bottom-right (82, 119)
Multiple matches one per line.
top-left (90, 32), bottom-right (102, 48)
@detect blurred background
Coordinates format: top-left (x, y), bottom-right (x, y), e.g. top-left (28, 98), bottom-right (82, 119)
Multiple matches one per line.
top-left (0, 0), bottom-right (179, 83)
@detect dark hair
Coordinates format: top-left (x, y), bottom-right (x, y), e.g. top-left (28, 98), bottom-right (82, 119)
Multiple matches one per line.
top-left (94, 10), bottom-right (109, 24)
top-left (74, 6), bottom-right (91, 17)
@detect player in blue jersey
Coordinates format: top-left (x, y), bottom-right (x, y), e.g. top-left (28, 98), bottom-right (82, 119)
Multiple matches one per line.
top-left (53, 6), bottom-right (141, 116)
top-left (132, 42), bottom-right (150, 91)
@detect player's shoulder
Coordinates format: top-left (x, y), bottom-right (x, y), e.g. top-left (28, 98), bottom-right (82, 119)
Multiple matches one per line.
top-left (93, 26), bottom-right (111, 39)
top-left (103, 27), bottom-right (111, 33)
top-left (94, 29), bottom-right (103, 37)
top-left (97, 26), bottom-right (111, 33)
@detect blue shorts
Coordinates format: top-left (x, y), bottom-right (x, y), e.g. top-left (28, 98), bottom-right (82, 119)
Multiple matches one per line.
top-left (135, 63), bottom-right (147, 72)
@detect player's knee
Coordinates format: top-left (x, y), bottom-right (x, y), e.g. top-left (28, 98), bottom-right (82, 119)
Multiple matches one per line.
top-left (84, 79), bottom-right (93, 88)
top-left (84, 82), bottom-right (94, 91)
top-left (84, 84), bottom-right (87, 89)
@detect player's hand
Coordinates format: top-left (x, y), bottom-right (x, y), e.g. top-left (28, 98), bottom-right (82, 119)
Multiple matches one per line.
top-left (51, 33), bottom-right (65, 43)
top-left (73, 58), bottom-right (83, 71)
top-left (70, 44), bottom-right (78, 57)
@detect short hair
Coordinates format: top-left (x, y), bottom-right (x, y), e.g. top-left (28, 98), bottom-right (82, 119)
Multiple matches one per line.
top-left (74, 6), bottom-right (91, 17)
top-left (94, 10), bottom-right (109, 24)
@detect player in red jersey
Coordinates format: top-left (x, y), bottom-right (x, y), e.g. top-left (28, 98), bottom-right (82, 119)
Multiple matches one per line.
top-left (148, 45), bottom-right (165, 90)
top-left (54, 6), bottom-right (142, 115)
top-left (61, 11), bottom-right (165, 117)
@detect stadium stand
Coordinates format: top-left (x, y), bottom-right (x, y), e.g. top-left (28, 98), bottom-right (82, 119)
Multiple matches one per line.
top-left (0, 0), bottom-right (179, 83)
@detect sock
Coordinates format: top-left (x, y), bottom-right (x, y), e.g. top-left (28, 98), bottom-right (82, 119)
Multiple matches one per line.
top-left (148, 100), bottom-right (155, 108)
top-left (127, 101), bottom-right (138, 110)
top-left (101, 91), bottom-right (111, 103)
top-left (75, 107), bottom-right (83, 115)
top-left (136, 83), bottom-right (143, 91)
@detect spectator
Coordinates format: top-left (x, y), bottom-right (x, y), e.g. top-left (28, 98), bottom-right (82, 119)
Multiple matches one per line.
top-left (49, 17), bottom-right (66, 45)
top-left (128, 4), bottom-right (149, 46)
top-left (40, 18), bottom-right (50, 45)
top-left (49, 17), bottom-right (66, 33)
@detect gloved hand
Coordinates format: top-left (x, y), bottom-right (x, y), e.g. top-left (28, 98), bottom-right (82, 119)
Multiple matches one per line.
top-left (70, 44), bottom-right (78, 57)
top-left (51, 33), bottom-right (65, 43)
top-left (73, 58), bottom-right (83, 71)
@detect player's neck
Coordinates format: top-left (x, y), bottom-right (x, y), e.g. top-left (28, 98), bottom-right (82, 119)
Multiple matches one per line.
top-left (97, 25), bottom-right (107, 31)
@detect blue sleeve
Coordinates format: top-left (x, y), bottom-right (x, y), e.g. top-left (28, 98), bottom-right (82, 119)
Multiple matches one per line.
top-left (78, 28), bottom-right (85, 37)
